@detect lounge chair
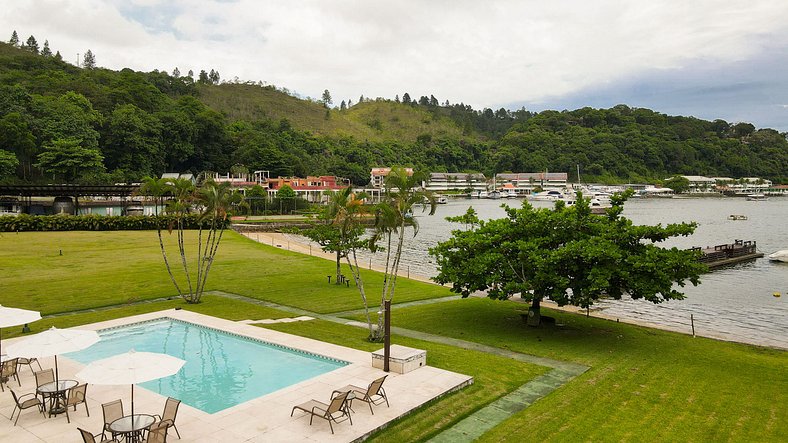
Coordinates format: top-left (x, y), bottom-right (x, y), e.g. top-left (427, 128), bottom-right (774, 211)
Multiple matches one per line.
top-left (77, 427), bottom-right (118, 443)
top-left (1, 357), bottom-right (21, 391)
top-left (145, 422), bottom-right (169, 443)
top-left (65, 383), bottom-right (90, 423)
top-left (152, 396), bottom-right (181, 439)
top-left (101, 399), bottom-right (124, 440)
top-left (332, 374), bottom-right (390, 414)
top-left (291, 390), bottom-right (352, 434)
top-left (34, 368), bottom-right (55, 403)
top-left (9, 389), bottom-right (44, 425)
top-left (17, 357), bottom-right (42, 374)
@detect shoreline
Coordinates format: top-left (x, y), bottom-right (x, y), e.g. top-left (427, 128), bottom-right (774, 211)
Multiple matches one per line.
top-left (241, 231), bottom-right (786, 351)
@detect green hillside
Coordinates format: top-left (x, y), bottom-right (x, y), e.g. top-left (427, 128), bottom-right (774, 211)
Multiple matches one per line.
top-left (197, 83), bottom-right (475, 143)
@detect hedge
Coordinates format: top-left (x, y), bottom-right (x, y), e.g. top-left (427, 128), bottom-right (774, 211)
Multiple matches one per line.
top-left (0, 214), bottom-right (231, 232)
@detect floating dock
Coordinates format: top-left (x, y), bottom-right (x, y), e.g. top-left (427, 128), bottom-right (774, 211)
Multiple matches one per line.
top-left (691, 240), bottom-right (764, 269)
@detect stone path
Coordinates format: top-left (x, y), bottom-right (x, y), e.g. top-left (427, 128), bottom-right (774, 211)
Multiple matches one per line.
top-left (42, 290), bottom-right (589, 443)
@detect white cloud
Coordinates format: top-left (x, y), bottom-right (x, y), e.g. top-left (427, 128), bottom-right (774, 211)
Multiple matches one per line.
top-left (3, 0), bottom-right (788, 109)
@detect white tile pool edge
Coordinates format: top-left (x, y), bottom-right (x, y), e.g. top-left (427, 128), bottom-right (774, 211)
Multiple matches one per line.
top-left (66, 309), bottom-right (374, 416)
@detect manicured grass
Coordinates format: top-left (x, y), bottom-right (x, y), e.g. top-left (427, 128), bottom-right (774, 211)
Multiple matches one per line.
top-left (1, 295), bottom-right (293, 340)
top-left (381, 297), bottom-right (788, 442)
top-left (263, 319), bottom-right (547, 442)
top-left (0, 231), bottom-right (453, 315)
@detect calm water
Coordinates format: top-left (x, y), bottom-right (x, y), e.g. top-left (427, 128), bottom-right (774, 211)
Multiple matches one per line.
top-left (66, 318), bottom-right (348, 413)
top-left (334, 196), bottom-right (788, 348)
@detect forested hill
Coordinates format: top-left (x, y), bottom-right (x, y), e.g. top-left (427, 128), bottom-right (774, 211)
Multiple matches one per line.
top-left (0, 40), bottom-right (786, 186)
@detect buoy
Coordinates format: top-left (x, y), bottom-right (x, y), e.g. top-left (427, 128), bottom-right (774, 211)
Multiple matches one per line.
top-left (774, 292), bottom-right (781, 298)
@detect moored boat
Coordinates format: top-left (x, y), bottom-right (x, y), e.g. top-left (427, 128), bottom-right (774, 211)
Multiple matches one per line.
top-left (768, 250), bottom-right (788, 262)
top-left (746, 194), bottom-right (768, 201)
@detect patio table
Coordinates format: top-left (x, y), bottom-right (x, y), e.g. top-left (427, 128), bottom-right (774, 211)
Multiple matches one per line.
top-left (110, 414), bottom-right (155, 443)
top-left (37, 379), bottom-right (78, 417)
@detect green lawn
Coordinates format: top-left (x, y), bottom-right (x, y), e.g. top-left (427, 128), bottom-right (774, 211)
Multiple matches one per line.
top-left (2, 230), bottom-right (785, 442)
top-left (381, 298), bottom-right (788, 442)
top-left (0, 230), bottom-right (453, 314)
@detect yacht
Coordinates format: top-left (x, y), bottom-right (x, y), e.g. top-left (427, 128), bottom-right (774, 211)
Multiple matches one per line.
top-left (531, 190), bottom-right (566, 201)
top-left (768, 250), bottom-right (788, 262)
top-left (745, 194), bottom-right (768, 201)
top-left (478, 190), bottom-right (488, 199)
top-left (436, 195), bottom-right (448, 204)
top-left (487, 190), bottom-right (502, 199)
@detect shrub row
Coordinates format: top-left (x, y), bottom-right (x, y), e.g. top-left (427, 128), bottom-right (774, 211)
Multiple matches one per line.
top-left (0, 214), bottom-right (230, 232)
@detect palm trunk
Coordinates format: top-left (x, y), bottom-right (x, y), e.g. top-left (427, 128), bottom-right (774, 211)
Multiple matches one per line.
top-left (177, 214), bottom-right (194, 302)
top-left (345, 248), bottom-right (373, 338)
top-left (197, 221), bottom-right (225, 303)
top-left (157, 227), bottom-right (183, 297)
top-left (335, 250), bottom-right (342, 284)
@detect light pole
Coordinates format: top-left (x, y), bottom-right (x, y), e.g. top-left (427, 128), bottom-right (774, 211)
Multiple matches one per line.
top-left (382, 299), bottom-right (391, 372)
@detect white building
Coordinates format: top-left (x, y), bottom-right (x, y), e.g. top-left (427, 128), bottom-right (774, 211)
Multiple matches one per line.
top-left (495, 172), bottom-right (569, 195)
top-left (424, 173), bottom-right (487, 192)
top-left (370, 167), bottom-right (414, 188)
top-left (678, 175), bottom-right (717, 193)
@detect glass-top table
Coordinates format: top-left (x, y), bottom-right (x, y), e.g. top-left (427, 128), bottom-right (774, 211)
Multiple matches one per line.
top-left (37, 379), bottom-right (78, 417)
top-left (110, 414), bottom-right (155, 443)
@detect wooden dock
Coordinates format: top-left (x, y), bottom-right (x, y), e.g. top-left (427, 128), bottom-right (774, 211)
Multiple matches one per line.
top-left (691, 240), bottom-right (764, 269)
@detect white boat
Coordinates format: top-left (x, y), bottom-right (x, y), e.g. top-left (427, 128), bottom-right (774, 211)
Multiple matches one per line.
top-left (478, 190), bottom-right (488, 199)
top-left (531, 190), bottom-right (566, 201)
top-left (487, 190), bottom-right (502, 199)
top-left (768, 250), bottom-right (788, 262)
top-left (746, 194), bottom-right (768, 201)
top-left (505, 189), bottom-right (518, 198)
top-left (436, 195), bottom-right (448, 204)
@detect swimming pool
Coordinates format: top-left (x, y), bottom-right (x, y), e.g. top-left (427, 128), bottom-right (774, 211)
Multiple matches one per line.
top-left (66, 318), bottom-right (349, 413)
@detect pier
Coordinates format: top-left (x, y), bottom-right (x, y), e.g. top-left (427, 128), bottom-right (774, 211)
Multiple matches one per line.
top-left (692, 240), bottom-right (764, 269)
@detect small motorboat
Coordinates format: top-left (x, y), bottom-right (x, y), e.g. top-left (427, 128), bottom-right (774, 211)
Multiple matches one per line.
top-left (728, 214), bottom-right (748, 221)
top-left (768, 250), bottom-right (788, 262)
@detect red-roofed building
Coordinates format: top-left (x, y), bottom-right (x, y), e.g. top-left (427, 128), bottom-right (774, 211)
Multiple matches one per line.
top-left (267, 176), bottom-right (350, 202)
top-left (370, 167), bottom-right (414, 188)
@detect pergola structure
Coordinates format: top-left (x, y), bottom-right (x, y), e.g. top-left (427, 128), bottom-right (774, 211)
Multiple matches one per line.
top-left (0, 184), bottom-right (141, 215)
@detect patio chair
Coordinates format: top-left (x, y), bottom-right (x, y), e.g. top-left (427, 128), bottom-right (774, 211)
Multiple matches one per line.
top-left (1, 357), bottom-right (21, 391)
top-left (9, 388), bottom-right (44, 425)
top-left (17, 357), bottom-right (42, 374)
top-left (332, 374), bottom-right (390, 414)
top-left (290, 390), bottom-right (352, 434)
top-left (145, 422), bottom-right (169, 443)
top-left (77, 427), bottom-right (118, 443)
top-left (101, 399), bottom-right (124, 440)
top-left (152, 396), bottom-right (181, 439)
top-left (65, 383), bottom-right (90, 423)
top-left (34, 368), bottom-right (55, 403)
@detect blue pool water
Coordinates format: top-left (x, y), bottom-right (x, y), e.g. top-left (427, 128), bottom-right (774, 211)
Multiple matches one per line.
top-left (66, 318), bottom-right (348, 413)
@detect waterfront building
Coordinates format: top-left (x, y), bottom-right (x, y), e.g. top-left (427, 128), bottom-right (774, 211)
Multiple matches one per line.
top-left (424, 172), bottom-right (487, 193)
top-left (267, 175), bottom-right (350, 203)
top-left (370, 167), bottom-right (414, 188)
top-left (678, 175), bottom-right (718, 193)
top-left (495, 172), bottom-right (568, 196)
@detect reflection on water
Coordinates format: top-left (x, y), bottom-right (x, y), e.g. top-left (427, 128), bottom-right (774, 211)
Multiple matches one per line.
top-left (299, 196), bottom-right (788, 348)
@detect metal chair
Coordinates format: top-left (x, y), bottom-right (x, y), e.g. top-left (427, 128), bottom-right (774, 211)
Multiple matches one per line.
top-left (78, 427), bottom-right (118, 443)
top-left (17, 357), bottom-right (42, 374)
top-left (34, 368), bottom-right (55, 404)
top-left (9, 389), bottom-right (44, 425)
top-left (65, 383), bottom-right (90, 423)
top-left (332, 374), bottom-right (390, 414)
top-left (152, 397), bottom-right (181, 439)
top-left (145, 422), bottom-right (169, 443)
top-left (101, 399), bottom-right (124, 440)
top-left (1, 357), bottom-right (21, 391)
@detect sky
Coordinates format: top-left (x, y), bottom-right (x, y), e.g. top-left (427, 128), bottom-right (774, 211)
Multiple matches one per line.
top-left (4, 0), bottom-right (788, 130)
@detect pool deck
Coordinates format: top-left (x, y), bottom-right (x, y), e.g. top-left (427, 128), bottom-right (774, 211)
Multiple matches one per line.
top-left (0, 309), bottom-right (473, 442)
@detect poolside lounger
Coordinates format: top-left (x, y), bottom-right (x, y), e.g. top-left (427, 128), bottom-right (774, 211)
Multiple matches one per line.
top-left (152, 396), bottom-right (182, 439)
top-left (291, 390), bottom-right (352, 434)
top-left (332, 374), bottom-right (390, 414)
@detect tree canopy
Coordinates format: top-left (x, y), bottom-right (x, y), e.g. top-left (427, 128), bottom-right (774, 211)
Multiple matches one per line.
top-left (430, 193), bottom-right (706, 325)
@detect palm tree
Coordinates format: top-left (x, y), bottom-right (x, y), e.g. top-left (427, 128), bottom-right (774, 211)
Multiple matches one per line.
top-left (371, 167), bottom-right (435, 340)
top-left (139, 177), bottom-right (183, 297)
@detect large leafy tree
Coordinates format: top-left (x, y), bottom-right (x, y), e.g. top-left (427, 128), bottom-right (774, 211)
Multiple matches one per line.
top-left (104, 103), bottom-right (164, 178)
top-left (370, 167), bottom-right (435, 340)
top-left (0, 112), bottom-right (36, 179)
top-left (0, 150), bottom-right (19, 178)
top-left (35, 138), bottom-right (104, 182)
top-left (430, 192), bottom-right (705, 325)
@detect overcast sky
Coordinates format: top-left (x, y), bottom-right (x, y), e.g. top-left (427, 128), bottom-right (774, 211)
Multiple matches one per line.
top-left (5, 0), bottom-right (788, 130)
